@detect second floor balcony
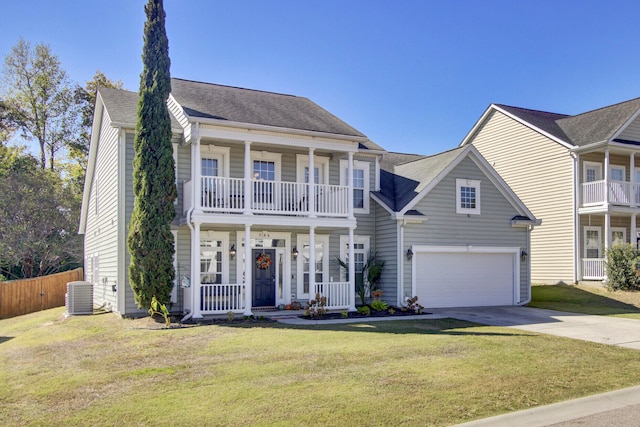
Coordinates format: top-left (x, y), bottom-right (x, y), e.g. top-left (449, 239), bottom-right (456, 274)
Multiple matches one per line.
top-left (184, 176), bottom-right (350, 217)
top-left (581, 180), bottom-right (640, 208)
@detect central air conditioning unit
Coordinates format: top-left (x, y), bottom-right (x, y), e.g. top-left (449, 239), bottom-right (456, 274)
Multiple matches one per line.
top-left (65, 281), bottom-right (93, 315)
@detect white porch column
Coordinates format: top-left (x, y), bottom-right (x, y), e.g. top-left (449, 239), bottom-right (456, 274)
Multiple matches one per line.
top-left (192, 222), bottom-right (202, 319)
top-left (348, 227), bottom-right (356, 311)
top-left (193, 136), bottom-right (202, 213)
top-left (632, 214), bottom-right (637, 249)
top-left (308, 147), bottom-right (316, 218)
top-left (631, 153), bottom-right (636, 207)
top-left (243, 224), bottom-right (253, 315)
top-left (308, 226), bottom-right (316, 301)
top-left (604, 149), bottom-right (610, 206)
top-left (604, 212), bottom-right (611, 252)
top-left (347, 152), bottom-right (354, 220)
top-left (244, 141), bottom-right (252, 215)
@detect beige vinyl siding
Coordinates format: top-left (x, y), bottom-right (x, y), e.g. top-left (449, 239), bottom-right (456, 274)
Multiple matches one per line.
top-left (468, 110), bottom-right (574, 283)
top-left (84, 110), bottom-right (120, 311)
top-left (617, 115), bottom-right (640, 142)
top-left (176, 143), bottom-right (190, 218)
top-left (402, 156), bottom-right (530, 302)
top-left (578, 215), bottom-right (631, 257)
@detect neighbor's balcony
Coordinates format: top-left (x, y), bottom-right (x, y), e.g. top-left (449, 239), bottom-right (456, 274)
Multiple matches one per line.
top-left (184, 177), bottom-right (349, 217)
top-left (582, 258), bottom-right (604, 280)
top-left (581, 180), bottom-right (640, 208)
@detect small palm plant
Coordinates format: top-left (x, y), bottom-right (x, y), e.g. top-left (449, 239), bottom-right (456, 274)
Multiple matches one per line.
top-left (335, 252), bottom-right (384, 306)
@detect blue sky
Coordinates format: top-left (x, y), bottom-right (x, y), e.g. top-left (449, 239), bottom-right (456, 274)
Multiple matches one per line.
top-left (2, 0), bottom-right (640, 155)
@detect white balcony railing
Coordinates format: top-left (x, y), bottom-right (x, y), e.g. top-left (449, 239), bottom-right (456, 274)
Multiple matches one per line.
top-left (184, 177), bottom-right (349, 217)
top-left (582, 258), bottom-right (605, 280)
top-left (581, 180), bottom-right (640, 207)
top-left (200, 283), bottom-right (245, 313)
top-left (313, 281), bottom-right (351, 309)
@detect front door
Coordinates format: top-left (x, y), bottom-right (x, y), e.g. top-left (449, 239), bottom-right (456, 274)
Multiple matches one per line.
top-left (253, 249), bottom-right (276, 307)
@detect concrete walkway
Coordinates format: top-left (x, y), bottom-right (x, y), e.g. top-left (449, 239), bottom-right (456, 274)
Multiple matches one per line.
top-left (428, 306), bottom-right (640, 350)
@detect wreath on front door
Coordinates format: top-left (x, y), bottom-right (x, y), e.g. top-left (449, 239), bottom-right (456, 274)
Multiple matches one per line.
top-left (256, 252), bottom-right (273, 270)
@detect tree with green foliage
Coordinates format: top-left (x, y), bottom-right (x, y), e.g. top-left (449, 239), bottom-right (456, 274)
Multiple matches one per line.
top-left (0, 145), bottom-right (82, 279)
top-left (2, 38), bottom-right (80, 170)
top-left (127, 0), bottom-right (177, 309)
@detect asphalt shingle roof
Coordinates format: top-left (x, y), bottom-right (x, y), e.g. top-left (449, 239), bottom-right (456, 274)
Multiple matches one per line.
top-left (376, 147), bottom-right (467, 212)
top-left (170, 78), bottom-right (367, 139)
top-left (98, 86), bottom-right (182, 130)
top-left (495, 97), bottom-right (640, 147)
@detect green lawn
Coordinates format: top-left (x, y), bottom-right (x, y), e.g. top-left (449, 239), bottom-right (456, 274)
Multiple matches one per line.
top-left (530, 284), bottom-right (640, 319)
top-left (2, 308), bottom-right (640, 426)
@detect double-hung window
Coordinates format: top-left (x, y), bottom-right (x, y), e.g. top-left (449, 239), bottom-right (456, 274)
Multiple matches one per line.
top-left (456, 179), bottom-right (481, 215)
top-left (340, 159), bottom-right (370, 214)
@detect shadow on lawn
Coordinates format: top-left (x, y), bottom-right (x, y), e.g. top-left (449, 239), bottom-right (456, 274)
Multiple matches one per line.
top-left (530, 285), bottom-right (640, 315)
top-left (213, 317), bottom-right (534, 337)
top-left (0, 336), bottom-right (14, 345)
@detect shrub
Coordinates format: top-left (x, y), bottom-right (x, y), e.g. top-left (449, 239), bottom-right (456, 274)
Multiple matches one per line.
top-left (305, 293), bottom-right (327, 317)
top-left (370, 299), bottom-right (388, 311)
top-left (406, 296), bottom-right (424, 314)
top-left (356, 306), bottom-right (371, 316)
top-left (605, 244), bottom-right (640, 291)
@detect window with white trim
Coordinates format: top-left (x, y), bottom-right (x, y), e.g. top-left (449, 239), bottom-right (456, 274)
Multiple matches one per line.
top-left (456, 179), bottom-right (481, 215)
top-left (610, 165), bottom-right (625, 182)
top-left (340, 159), bottom-right (370, 213)
top-left (583, 161), bottom-right (602, 183)
top-left (584, 226), bottom-right (602, 259)
top-left (296, 235), bottom-right (329, 298)
top-left (200, 232), bottom-right (229, 285)
top-left (339, 235), bottom-right (370, 288)
top-left (611, 227), bottom-right (626, 246)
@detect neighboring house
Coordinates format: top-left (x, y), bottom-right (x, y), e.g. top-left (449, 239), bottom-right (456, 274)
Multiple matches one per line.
top-left (460, 97), bottom-right (640, 284)
top-left (79, 78), bottom-right (538, 317)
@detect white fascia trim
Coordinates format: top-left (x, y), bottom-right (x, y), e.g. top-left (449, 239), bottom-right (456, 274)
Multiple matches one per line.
top-left (79, 94), bottom-right (106, 234)
top-left (611, 107), bottom-right (640, 142)
top-left (399, 146), bottom-right (471, 215)
top-left (189, 213), bottom-right (357, 229)
top-left (370, 193), bottom-right (396, 216)
top-left (460, 104), bottom-right (574, 150)
top-left (110, 120), bottom-right (183, 135)
top-left (187, 115), bottom-right (367, 145)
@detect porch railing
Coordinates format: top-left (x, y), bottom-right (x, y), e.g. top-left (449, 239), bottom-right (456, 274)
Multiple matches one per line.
top-left (313, 281), bottom-right (350, 309)
top-left (200, 283), bottom-right (245, 313)
top-left (582, 258), bottom-right (605, 280)
top-left (184, 177), bottom-right (349, 217)
top-left (581, 180), bottom-right (640, 207)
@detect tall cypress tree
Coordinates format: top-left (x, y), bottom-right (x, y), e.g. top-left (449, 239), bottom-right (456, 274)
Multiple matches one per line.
top-left (127, 0), bottom-right (177, 309)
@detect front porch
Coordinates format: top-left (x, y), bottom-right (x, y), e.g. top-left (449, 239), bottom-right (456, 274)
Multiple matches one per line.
top-left (198, 281), bottom-right (352, 314)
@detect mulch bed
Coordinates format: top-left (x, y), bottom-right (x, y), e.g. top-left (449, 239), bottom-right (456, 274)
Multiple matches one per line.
top-left (301, 307), bottom-right (429, 320)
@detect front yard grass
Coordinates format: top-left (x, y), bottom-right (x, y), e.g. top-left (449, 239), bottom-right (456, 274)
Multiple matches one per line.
top-left (530, 284), bottom-right (640, 319)
top-left (3, 307), bottom-right (640, 426)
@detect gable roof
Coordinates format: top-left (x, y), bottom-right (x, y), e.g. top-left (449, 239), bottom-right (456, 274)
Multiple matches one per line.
top-left (99, 86), bottom-right (183, 130)
top-left (463, 97), bottom-right (640, 149)
top-left (170, 78), bottom-right (367, 139)
top-left (373, 145), bottom-right (536, 223)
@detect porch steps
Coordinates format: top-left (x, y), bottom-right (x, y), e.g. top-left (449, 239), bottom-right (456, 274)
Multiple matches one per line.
top-left (253, 306), bottom-right (278, 311)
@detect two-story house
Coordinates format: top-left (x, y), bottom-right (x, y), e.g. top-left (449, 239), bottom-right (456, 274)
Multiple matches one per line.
top-left (461, 97), bottom-right (640, 284)
top-left (79, 78), bottom-right (538, 317)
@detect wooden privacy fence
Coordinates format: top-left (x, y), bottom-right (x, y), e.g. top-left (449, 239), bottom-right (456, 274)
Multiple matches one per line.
top-left (0, 268), bottom-right (84, 319)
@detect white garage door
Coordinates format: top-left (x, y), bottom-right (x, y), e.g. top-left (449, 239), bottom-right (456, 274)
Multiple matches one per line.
top-left (414, 249), bottom-right (516, 308)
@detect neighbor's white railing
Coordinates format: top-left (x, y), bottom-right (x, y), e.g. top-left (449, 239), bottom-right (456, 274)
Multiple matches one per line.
top-left (313, 281), bottom-right (350, 309)
top-left (582, 258), bottom-right (605, 280)
top-left (200, 283), bottom-right (245, 314)
top-left (581, 180), bottom-right (640, 207)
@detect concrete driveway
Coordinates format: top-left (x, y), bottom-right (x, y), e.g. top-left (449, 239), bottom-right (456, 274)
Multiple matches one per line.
top-left (429, 306), bottom-right (640, 350)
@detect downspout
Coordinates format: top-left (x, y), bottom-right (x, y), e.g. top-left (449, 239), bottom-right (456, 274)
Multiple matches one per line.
top-left (181, 122), bottom-right (199, 323)
top-left (397, 219), bottom-right (404, 307)
top-left (570, 152), bottom-right (580, 284)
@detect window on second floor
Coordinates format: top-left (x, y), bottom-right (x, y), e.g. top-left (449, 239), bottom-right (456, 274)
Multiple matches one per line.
top-left (340, 159), bottom-right (370, 214)
top-left (456, 178), bottom-right (481, 215)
